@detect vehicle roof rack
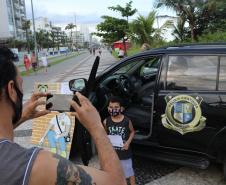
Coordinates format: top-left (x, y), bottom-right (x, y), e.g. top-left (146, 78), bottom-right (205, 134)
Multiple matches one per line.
top-left (153, 42), bottom-right (226, 50)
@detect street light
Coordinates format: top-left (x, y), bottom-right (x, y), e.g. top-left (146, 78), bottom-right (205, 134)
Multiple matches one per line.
top-left (31, 0), bottom-right (40, 66)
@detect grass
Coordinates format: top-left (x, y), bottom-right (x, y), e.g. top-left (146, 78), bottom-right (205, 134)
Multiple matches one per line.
top-left (20, 52), bottom-right (85, 76)
top-left (112, 46), bottom-right (140, 60)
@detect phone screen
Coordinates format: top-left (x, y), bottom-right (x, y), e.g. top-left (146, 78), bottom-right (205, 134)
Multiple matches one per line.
top-left (46, 94), bottom-right (75, 112)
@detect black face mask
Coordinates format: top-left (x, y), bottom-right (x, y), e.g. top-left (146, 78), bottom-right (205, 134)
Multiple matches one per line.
top-left (8, 83), bottom-right (23, 125)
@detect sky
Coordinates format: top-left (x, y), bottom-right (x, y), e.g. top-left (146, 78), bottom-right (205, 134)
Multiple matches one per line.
top-left (25, 0), bottom-right (176, 41)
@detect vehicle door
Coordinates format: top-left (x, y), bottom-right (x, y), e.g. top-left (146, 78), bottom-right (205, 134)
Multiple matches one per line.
top-left (95, 55), bottom-right (162, 137)
top-left (154, 54), bottom-right (226, 154)
top-left (71, 56), bottom-right (100, 166)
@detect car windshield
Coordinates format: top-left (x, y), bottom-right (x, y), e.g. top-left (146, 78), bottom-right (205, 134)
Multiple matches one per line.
top-left (112, 60), bottom-right (140, 75)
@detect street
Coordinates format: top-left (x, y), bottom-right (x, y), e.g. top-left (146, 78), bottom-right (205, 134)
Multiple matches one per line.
top-left (14, 49), bottom-right (226, 185)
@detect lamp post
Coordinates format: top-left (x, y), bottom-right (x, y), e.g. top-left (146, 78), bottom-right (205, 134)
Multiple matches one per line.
top-left (31, 0), bottom-right (39, 66)
top-left (74, 13), bottom-right (79, 54)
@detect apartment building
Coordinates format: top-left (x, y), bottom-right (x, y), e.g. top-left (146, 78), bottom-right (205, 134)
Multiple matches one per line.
top-left (0, 0), bottom-right (27, 43)
top-left (30, 18), bottom-right (52, 33)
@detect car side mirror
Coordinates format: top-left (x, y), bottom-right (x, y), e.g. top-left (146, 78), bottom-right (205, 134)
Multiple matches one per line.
top-left (69, 78), bottom-right (87, 92)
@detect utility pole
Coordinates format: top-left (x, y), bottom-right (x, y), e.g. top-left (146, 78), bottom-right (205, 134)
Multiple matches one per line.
top-left (74, 12), bottom-right (79, 54)
top-left (31, 0), bottom-right (39, 67)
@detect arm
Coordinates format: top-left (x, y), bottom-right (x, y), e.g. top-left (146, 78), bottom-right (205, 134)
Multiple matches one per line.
top-left (29, 92), bottom-right (126, 185)
top-left (122, 120), bottom-right (135, 150)
top-left (103, 119), bottom-right (108, 134)
top-left (59, 125), bottom-right (70, 137)
top-left (14, 92), bottom-right (51, 129)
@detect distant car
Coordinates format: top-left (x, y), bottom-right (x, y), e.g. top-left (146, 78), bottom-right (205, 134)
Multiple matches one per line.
top-left (70, 43), bottom-right (226, 177)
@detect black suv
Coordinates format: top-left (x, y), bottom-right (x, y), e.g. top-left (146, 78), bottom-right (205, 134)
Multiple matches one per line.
top-left (70, 43), bottom-right (226, 176)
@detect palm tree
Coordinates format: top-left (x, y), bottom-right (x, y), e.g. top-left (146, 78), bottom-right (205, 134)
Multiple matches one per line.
top-left (171, 18), bottom-right (187, 42)
top-left (129, 11), bottom-right (156, 46)
top-left (22, 20), bottom-right (31, 56)
top-left (155, 0), bottom-right (211, 40)
top-left (50, 31), bottom-right (56, 52)
top-left (44, 31), bottom-right (50, 53)
top-left (65, 23), bottom-right (76, 48)
top-left (129, 11), bottom-right (172, 48)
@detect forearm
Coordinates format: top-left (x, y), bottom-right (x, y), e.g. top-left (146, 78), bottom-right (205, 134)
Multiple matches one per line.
top-left (126, 131), bottom-right (135, 145)
top-left (91, 126), bottom-right (126, 184)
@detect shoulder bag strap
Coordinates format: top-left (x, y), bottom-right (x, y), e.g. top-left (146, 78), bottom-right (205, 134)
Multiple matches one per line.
top-left (56, 115), bottom-right (63, 133)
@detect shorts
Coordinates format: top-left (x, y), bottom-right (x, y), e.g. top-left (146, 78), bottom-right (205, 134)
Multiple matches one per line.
top-left (120, 158), bottom-right (134, 178)
top-left (118, 55), bottom-right (123, 59)
top-left (32, 62), bottom-right (37, 68)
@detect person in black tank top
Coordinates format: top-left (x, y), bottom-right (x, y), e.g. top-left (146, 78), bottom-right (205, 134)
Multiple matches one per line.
top-left (103, 96), bottom-right (136, 185)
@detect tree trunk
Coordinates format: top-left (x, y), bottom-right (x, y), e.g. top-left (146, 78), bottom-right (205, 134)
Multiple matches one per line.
top-left (190, 21), bottom-right (195, 41)
top-left (123, 39), bottom-right (127, 57)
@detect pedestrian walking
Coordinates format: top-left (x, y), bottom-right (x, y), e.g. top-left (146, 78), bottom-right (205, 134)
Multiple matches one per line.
top-left (118, 47), bottom-right (124, 60)
top-left (110, 47), bottom-right (113, 55)
top-left (93, 48), bottom-right (96, 56)
top-left (31, 52), bottom-right (38, 75)
top-left (99, 48), bottom-right (102, 56)
top-left (90, 48), bottom-right (92, 55)
top-left (41, 53), bottom-right (48, 75)
top-left (24, 54), bottom-right (30, 76)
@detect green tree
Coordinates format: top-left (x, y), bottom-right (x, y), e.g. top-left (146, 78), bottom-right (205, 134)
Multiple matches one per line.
top-left (50, 31), bottom-right (56, 51)
top-left (129, 11), bottom-right (156, 46)
top-left (155, 0), bottom-right (213, 41)
top-left (65, 23), bottom-right (76, 48)
top-left (171, 18), bottom-right (187, 42)
top-left (93, 16), bottom-right (127, 49)
top-left (207, 0), bottom-right (226, 32)
top-left (108, 1), bottom-right (137, 23)
top-left (129, 11), bottom-right (172, 47)
top-left (15, 40), bottom-right (24, 52)
top-left (22, 20), bottom-right (31, 55)
top-left (108, 1), bottom-right (137, 56)
top-left (36, 29), bottom-right (45, 52)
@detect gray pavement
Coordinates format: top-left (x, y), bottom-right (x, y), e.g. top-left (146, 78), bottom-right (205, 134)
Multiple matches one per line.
top-left (13, 49), bottom-right (226, 185)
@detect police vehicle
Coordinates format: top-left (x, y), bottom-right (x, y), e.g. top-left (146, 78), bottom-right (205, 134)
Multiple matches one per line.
top-left (70, 43), bottom-right (226, 176)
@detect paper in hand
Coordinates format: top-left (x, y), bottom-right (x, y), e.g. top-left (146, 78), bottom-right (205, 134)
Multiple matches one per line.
top-left (108, 135), bottom-right (124, 147)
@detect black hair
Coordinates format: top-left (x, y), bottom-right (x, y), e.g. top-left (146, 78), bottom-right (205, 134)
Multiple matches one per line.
top-left (0, 46), bottom-right (18, 100)
top-left (108, 96), bottom-right (123, 107)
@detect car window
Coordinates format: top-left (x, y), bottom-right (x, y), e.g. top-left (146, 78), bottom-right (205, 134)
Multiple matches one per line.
top-left (219, 57), bottom-right (226, 90)
top-left (166, 56), bottom-right (218, 91)
top-left (112, 60), bottom-right (139, 75)
top-left (140, 58), bottom-right (160, 74)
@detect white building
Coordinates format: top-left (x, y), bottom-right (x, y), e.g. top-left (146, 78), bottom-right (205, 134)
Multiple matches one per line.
top-left (70, 31), bottom-right (85, 48)
top-left (30, 17), bottom-right (52, 33)
top-left (0, 0), bottom-right (27, 43)
top-left (80, 25), bottom-right (90, 42)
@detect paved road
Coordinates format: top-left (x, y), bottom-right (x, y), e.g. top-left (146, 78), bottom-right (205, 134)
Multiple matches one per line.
top-left (14, 49), bottom-right (226, 185)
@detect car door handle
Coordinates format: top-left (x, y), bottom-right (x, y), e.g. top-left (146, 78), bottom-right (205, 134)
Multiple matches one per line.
top-left (144, 75), bottom-right (149, 78)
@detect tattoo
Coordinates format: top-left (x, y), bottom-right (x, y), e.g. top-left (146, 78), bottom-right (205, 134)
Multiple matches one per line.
top-left (53, 154), bottom-right (96, 185)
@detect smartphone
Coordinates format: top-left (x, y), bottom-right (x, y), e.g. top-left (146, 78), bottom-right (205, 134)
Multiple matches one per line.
top-left (46, 94), bottom-right (76, 112)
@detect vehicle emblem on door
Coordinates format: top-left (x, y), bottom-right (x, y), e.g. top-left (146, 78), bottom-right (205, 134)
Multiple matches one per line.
top-left (161, 93), bottom-right (206, 135)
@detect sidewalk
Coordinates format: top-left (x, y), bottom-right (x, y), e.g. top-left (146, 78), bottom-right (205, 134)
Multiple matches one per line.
top-left (14, 51), bottom-right (80, 67)
top-left (17, 51), bottom-right (85, 73)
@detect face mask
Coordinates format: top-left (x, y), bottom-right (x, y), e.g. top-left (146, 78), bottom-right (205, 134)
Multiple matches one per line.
top-left (108, 108), bottom-right (121, 117)
top-left (9, 83), bottom-right (23, 125)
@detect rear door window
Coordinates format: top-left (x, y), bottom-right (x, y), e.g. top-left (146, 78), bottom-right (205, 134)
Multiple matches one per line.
top-left (219, 57), bottom-right (226, 90)
top-left (166, 56), bottom-right (218, 91)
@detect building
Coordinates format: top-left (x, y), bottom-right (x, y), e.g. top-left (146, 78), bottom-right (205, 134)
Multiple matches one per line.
top-left (30, 18), bottom-right (52, 33)
top-left (80, 25), bottom-right (90, 42)
top-left (70, 31), bottom-right (85, 48)
top-left (114, 40), bottom-right (129, 51)
top-left (0, 0), bottom-right (27, 43)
